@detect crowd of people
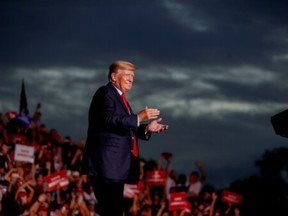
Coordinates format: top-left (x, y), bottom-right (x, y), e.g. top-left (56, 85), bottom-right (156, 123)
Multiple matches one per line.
top-left (0, 104), bottom-right (241, 216)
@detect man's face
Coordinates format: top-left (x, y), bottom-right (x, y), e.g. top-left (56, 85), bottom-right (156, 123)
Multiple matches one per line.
top-left (112, 69), bottom-right (135, 93)
top-left (189, 174), bottom-right (198, 183)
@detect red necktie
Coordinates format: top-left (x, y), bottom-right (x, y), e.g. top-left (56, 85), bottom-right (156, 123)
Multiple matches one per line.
top-left (121, 94), bottom-right (138, 157)
top-left (121, 93), bottom-right (130, 114)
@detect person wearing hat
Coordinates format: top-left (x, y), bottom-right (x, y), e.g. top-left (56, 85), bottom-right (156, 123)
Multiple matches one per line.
top-left (81, 60), bottom-right (168, 216)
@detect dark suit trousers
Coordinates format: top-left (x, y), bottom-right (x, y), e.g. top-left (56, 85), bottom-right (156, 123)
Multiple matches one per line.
top-left (89, 176), bottom-right (125, 216)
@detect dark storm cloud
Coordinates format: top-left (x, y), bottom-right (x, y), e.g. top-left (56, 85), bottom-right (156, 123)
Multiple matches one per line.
top-left (0, 0), bottom-right (178, 67)
top-left (175, 2), bottom-right (287, 67)
top-left (1, 0), bottom-right (286, 68)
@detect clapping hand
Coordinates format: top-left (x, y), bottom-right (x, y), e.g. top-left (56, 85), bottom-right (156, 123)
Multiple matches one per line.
top-left (146, 118), bottom-right (168, 133)
top-left (138, 107), bottom-right (160, 122)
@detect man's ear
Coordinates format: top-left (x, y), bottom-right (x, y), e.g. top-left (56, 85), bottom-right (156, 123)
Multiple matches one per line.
top-left (111, 73), bottom-right (116, 82)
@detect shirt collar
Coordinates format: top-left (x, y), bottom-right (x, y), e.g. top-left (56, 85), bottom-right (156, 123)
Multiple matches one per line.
top-left (111, 83), bottom-right (123, 95)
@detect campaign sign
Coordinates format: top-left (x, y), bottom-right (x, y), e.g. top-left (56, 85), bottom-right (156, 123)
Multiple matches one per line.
top-left (145, 170), bottom-right (167, 186)
top-left (14, 144), bottom-right (34, 163)
top-left (123, 181), bottom-right (143, 198)
top-left (11, 135), bottom-right (27, 145)
top-left (221, 190), bottom-right (243, 204)
top-left (44, 170), bottom-right (69, 191)
top-left (169, 192), bottom-right (189, 211)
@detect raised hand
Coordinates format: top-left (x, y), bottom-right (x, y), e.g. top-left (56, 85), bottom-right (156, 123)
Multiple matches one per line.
top-left (138, 107), bottom-right (160, 122)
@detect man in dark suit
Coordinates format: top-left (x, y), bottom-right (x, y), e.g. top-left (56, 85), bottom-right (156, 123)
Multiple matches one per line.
top-left (81, 60), bottom-right (169, 216)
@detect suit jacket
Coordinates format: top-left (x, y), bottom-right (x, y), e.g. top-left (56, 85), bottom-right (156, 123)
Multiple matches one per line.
top-left (81, 82), bottom-right (150, 184)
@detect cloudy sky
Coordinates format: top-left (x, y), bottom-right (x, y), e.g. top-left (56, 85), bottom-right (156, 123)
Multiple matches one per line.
top-left (1, 0), bottom-right (288, 189)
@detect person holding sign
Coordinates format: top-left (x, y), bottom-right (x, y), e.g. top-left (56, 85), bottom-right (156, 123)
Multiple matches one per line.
top-left (81, 60), bottom-right (169, 216)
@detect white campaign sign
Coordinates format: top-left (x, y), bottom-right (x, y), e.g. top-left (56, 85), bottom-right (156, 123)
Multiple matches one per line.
top-left (14, 144), bottom-right (35, 163)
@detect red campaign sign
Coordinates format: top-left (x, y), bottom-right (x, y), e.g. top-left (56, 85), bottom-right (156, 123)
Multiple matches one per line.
top-left (44, 170), bottom-right (69, 191)
top-left (169, 192), bottom-right (190, 211)
top-left (145, 170), bottom-right (167, 186)
top-left (11, 135), bottom-right (27, 145)
top-left (123, 181), bottom-right (143, 198)
top-left (221, 190), bottom-right (243, 204)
